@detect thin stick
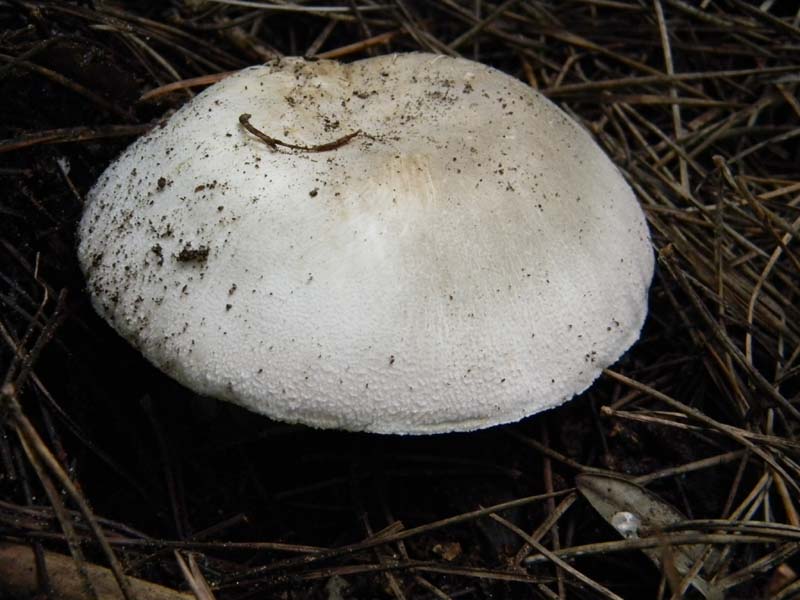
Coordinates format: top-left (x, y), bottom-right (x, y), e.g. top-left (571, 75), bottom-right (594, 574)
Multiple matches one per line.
top-left (653, 0), bottom-right (688, 192)
top-left (490, 513), bottom-right (623, 600)
top-left (0, 124), bottom-right (151, 154)
top-left (524, 533), bottom-right (781, 565)
top-left (447, 0), bottom-right (523, 51)
top-left (601, 369), bottom-right (800, 493)
top-left (238, 113), bottom-right (361, 153)
top-left (317, 30), bottom-right (401, 59)
top-left (139, 72), bottom-right (234, 102)
top-left (2, 385), bottom-right (139, 600)
top-left (14, 439), bottom-right (99, 600)
top-left (223, 490), bottom-right (568, 583)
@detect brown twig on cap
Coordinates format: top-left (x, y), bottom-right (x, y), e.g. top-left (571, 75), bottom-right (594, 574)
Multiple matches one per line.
top-left (238, 113), bottom-right (360, 153)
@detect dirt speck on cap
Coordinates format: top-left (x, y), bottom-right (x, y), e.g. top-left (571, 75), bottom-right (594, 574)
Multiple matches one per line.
top-left (176, 244), bottom-right (209, 263)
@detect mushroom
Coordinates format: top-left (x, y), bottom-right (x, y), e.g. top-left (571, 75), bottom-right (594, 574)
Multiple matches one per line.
top-left (78, 53), bottom-right (654, 434)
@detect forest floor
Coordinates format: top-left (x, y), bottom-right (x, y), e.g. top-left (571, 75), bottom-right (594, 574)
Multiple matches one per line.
top-left (1, 1), bottom-right (799, 599)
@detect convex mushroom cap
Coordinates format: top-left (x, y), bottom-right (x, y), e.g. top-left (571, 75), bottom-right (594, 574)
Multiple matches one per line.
top-left (79, 53), bottom-right (654, 434)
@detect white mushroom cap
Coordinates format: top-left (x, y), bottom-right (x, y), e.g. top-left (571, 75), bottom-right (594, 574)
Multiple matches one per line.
top-left (78, 53), bottom-right (654, 434)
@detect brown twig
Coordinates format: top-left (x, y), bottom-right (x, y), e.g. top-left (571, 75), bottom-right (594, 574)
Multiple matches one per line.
top-left (0, 125), bottom-right (151, 154)
top-left (238, 113), bottom-right (361, 153)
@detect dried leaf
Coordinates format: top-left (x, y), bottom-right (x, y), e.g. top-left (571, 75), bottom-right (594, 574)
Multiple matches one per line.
top-left (576, 473), bottom-right (712, 597)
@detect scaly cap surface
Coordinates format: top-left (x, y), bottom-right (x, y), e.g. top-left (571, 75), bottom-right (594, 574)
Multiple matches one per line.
top-left (79, 53), bottom-right (654, 434)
